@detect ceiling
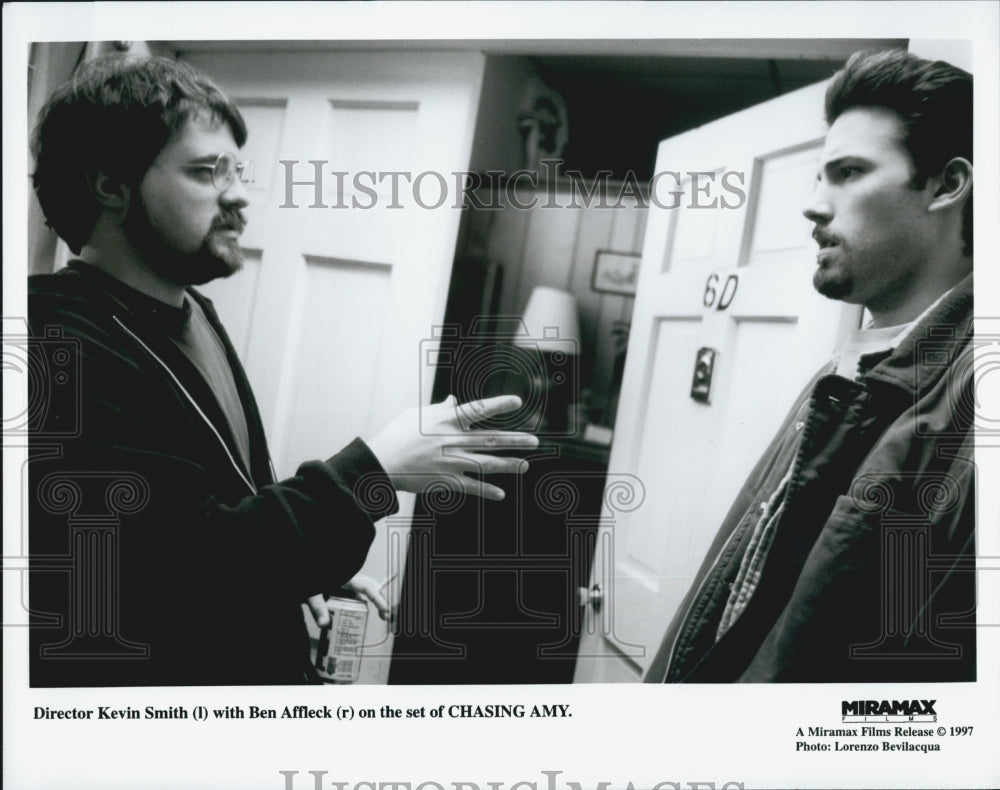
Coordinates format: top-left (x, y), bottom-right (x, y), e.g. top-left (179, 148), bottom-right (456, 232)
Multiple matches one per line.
top-left (530, 51), bottom-right (886, 178)
top-left (160, 38), bottom-right (906, 179)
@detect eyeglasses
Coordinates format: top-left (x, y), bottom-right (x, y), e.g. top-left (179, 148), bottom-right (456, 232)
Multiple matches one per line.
top-left (159, 152), bottom-right (255, 192)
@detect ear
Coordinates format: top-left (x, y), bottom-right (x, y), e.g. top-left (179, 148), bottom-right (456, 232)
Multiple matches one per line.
top-left (85, 170), bottom-right (132, 213)
top-left (926, 157), bottom-right (972, 214)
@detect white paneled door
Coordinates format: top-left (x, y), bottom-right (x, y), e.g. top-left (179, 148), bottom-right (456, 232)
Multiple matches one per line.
top-left (574, 81), bottom-right (861, 681)
top-left (185, 50), bottom-right (486, 683)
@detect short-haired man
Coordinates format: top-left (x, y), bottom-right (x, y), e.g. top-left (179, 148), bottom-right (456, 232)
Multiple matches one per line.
top-left (645, 49), bottom-right (975, 682)
top-left (28, 54), bottom-right (537, 686)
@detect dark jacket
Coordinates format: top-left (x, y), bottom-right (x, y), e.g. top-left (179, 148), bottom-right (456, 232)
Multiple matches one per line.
top-left (645, 274), bottom-right (976, 683)
top-left (28, 261), bottom-right (397, 686)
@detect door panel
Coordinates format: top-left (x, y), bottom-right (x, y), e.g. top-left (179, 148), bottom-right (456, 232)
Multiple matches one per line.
top-left (187, 50), bottom-right (486, 684)
top-left (575, 80), bottom-right (862, 681)
top-left (268, 255), bottom-right (393, 470)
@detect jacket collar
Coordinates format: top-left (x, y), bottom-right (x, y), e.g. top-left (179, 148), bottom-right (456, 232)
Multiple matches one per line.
top-left (59, 260), bottom-right (270, 487)
top-left (64, 260), bottom-right (194, 334)
top-left (861, 272), bottom-right (974, 398)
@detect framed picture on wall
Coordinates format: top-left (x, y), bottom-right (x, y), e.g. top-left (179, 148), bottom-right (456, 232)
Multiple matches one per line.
top-left (591, 249), bottom-right (641, 296)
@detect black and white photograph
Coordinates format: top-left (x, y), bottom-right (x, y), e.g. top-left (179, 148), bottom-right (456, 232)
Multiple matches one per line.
top-left (4, 2), bottom-right (999, 789)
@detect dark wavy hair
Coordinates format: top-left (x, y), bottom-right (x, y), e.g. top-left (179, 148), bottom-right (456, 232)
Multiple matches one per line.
top-left (31, 54), bottom-right (247, 254)
top-left (825, 49), bottom-right (973, 255)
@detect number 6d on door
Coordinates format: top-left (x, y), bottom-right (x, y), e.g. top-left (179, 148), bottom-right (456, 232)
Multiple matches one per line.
top-left (703, 273), bottom-right (739, 311)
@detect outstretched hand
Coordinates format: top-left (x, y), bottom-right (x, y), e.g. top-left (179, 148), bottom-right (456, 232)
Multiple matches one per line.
top-left (366, 394), bottom-right (539, 502)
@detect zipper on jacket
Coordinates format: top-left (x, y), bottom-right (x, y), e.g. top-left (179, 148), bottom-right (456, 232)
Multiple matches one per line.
top-left (113, 315), bottom-right (258, 496)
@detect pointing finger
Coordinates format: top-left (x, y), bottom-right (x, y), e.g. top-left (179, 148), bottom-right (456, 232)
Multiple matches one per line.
top-left (464, 479), bottom-right (507, 502)
top-left (452, 454), bottom-right (530, 475)
top-left (453, 395), bottom-right (523, 428)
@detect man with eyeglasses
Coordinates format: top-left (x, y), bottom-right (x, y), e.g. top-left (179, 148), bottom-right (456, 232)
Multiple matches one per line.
top-left (27, 54), bottom-right (536, 686)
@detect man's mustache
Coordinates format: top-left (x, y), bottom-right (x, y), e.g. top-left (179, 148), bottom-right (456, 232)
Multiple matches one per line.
top-left (812, 227), bottom-right (843, 248)
top-left (212, 213), bottom-right (246, 233)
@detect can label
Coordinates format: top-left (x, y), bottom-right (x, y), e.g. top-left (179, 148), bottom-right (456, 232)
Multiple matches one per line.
top-left (311, 596), bottom-right (368, 684)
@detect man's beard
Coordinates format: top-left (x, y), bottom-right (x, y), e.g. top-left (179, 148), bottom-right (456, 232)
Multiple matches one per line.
top-left (124, 200), bottom-right (245, 287)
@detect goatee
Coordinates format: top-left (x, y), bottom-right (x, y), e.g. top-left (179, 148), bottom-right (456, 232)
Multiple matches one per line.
top-left (813, 266), bottom-right (853, 300)
top-left (124, 200), bottom-right (245, 287)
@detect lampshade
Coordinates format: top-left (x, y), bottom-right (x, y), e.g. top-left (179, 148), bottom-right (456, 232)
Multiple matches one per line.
top-left (514, 286), bottom-right (580, 354)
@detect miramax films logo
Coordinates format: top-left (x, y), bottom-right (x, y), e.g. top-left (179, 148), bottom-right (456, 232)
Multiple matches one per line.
top-left (842, 699), bottom-right (937, 722)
